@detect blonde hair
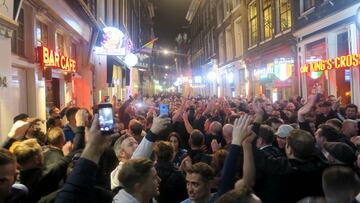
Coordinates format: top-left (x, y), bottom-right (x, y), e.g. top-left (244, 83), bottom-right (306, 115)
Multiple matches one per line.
top-left (13, 138), bottom-right (42, 165)
top-left (47, 127), bottom-right (65, 146)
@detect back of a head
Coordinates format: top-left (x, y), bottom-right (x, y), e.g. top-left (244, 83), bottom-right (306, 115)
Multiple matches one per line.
top-left (13, 113), bottom-right (29, 123)
top-left (318, 124), bottom-right (340, 142)
top-left (113, 134), bottom-right (131, 158)
top-left (325, 119), bottom-right (343, 131)
top-left (0, 148), bottom-right (16, 167)
top-left (217, 187), bottom-right (261, 203)
top-left (118, 158), bottom-right (154, 193)
top-left (342, 119), bottom-right (358, 134)
top-left (13, 138), bottom-right (42, 166)
top-left (186, 162), bottom-right (214, 182)
top-left (223, 124), bottom-right (233, 135)
top-left (322, 166), bottom-right (360, 203)
top-left (65, 107), bottom-right (79, 121)
top-left (258, 125), bottom-right (275, 145)
top-left (47, 127), bottom-right (65, 146)
top-left (287, 129), bottom-right (315, 160)
top-left (129, 119), bottom-right (143, 136)
top-left (210, 121), bottom-right (222, 134)
top-left (190, 130), bottom-right (205, 148)
top-left (154, 141), bottom-right (173, 162)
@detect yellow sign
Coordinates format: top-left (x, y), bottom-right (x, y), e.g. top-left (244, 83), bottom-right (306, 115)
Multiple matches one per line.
top-left (37, 46), bottom-right (76, 72)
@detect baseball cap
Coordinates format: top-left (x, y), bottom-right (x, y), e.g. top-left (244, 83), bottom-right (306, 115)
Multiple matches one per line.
top-left (323, 142), bottom-right (356, 165)
top-left (275, 124), bottom-right (294, 138)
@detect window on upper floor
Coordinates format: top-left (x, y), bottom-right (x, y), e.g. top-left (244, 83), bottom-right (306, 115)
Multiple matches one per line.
top-left (218, 33), bottom-right (225, 64)
top-left (279, 0), bottom-right (291, 31)
top-left (11, 8), bottom-right (24, 56)
top-left (301, 0), bottom-right (315, 13)
top-left (248, 1), bottom-right (258, 46)
top-left (36, 20), bottom-right (48, 47)
top-left (263, 0), bottom-right (272, 40)
top-left (56, 32), bottom-right (65, 54)
top-left (234, 18), bottom-right (243, 57)
top-left (225, 26), bottom-right (233, 61)
top-left (217, 1), bottom-right (224, 25)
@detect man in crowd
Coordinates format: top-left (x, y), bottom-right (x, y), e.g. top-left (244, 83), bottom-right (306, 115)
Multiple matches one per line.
top-left (63, 107), bottom-right (79, 142)
top-left (181, 163), bottom-right (215, 203)
top-left (256, 125), bottom-right (283, 157)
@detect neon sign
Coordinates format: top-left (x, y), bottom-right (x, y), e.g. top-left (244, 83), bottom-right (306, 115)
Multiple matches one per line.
top-left (300, 54), bottom-right (360, 73)
top-left (94, 27), bottom-right (126, 55)
top-left (37, 46), bottom-right (76, 72)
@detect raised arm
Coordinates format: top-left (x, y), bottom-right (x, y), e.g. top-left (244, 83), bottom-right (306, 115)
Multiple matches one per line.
top-left (182, 111), bottom-right (194, 134)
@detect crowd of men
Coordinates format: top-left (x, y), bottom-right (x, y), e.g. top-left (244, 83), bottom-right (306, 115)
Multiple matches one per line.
top-left (1, 90), bottom-right (360, 203)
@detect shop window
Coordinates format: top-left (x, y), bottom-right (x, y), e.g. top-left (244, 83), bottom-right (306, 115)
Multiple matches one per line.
top-left (248, 1), bottom-right (258, 46)
top-left (336, 32), bottom-right (351, 104)
top-left (11, 8), bottom-right (24, 56)
top-left (279, 0), bottom-right (291, 31)
top-left (263, 0), bottom-right (272, 40)
top-left (36, 20), bottom-right (48, 47)
top-left (305, 38), bottom-right (328, 97)
top-left (56, 33), bottom-right (65, 54)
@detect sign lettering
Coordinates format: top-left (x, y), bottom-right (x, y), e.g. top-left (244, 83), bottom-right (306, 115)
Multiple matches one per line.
top-left (37, 46), bottom-right (76, 72)
top-left (301, 53), bottom-right (360, 73)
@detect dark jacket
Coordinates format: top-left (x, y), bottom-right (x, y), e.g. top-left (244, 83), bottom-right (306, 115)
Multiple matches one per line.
top-left (173, 149), bottom-right (187, 167)
top-left (43, 146), bottom-right (64, 169)
top-left (261, 145), bottom-right (284, 158)
top-left (187, 149), bottom-right (212, 165)
top-left (315, 110), bottom-right (339, 128)
top-left (156, 162), bottom-right (188, 203)
top-left (19, 155), bottom-right (72, 203)
top-left (5, 185), bottom-right (27, 203)
top-left (253, 147), bottom-right (325, 203)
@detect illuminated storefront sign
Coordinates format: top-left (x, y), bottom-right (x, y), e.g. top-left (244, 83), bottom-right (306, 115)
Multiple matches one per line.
top-left (94, 27), bottom-right (126, 55)
top-left (37, 46), bottom-right (76, 72)
top-left (300, 53), bottom-right (360, 73)
top-left (254, 58), bottom-right (293, 81)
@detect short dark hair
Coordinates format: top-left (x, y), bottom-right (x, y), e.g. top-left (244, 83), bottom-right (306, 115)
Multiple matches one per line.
top-left (287, 129), bottom-right (315, 160)
top-left (13, 113), bottom-right (29, 123)
top-left (154, 141), bottom-right (173, 162)
top-left (345, 104), bottom-right (358, 113)
top-left (186, 162), bottom-right (214, 182)
top-left (258, 125), bottom-right (275, 145)
top-left (190, 130), bottom-right (205, 148)
top-left (0, 148), bottom-right (16, 166)
top-left (217, 187), bottom-right (254, 203)
top-left (326, 119), bottom-right (343, 130)
top-left (265, 117), bottom-right (283, 125)
top-left (65, 107), bottom-right (79, 121)
top-left (318, 124), bottom-right (340, 142)
top-left (118, 158), bottom-right (154, 193)
top-left (46, 116), bottom-right (61, 129)
top-left (322, 166), bottom-right (360, 203)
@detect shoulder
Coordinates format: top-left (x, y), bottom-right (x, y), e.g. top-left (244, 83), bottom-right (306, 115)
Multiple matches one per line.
top-left (180, 199), bottom-right (192, 203)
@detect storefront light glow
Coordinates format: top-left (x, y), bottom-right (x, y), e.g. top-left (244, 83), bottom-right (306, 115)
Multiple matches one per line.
top-left (207, 72), bottom-right (216, 81)
top-left (124, 53), bottom-right (138, 67)
top-left (228, 72), bottom-right (234, 83)
top-left (194, 76), bottom-right (202, 83)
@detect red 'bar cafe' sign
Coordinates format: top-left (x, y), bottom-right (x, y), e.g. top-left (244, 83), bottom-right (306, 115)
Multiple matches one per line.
top-left (300, 53), bottom-right (360, 74)
top-left (37, 46), bottom-right (76, 72)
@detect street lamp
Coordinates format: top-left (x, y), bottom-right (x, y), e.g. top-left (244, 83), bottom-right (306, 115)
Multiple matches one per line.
top-left (163, 49), bottom-right (169, 55)
top-left (124, 53), bottom-right (138, 67)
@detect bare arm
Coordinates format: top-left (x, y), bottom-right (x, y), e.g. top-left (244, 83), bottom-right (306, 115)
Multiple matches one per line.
top-left (182, 112), bottom-right (194, 134)
top-left (298, 94), bottom-right (316, 123)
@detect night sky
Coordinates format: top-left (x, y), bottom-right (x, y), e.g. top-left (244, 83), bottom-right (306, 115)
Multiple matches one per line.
top-left (153, 0), bottom-right (191, 49)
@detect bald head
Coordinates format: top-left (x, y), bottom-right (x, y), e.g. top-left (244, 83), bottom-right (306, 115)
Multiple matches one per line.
top-left (210, 121), bottom-right (222, 135)
top-left (342, 119), bottom-right (359, 138)
top-left (222, 124), bottom-right (233, 145)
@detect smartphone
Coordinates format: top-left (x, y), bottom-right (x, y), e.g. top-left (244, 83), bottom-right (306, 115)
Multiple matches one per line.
top-left (159, 104), bottom-right (169, 116)
top-left (98, 103), bottom-right (114, 135)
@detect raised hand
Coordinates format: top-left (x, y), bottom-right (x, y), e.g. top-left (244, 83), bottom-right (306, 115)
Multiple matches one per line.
top-left (211, 139), bottom-right (220, 152)
top-left (75, 109), bottom-right (87, 127)
top-left (150, 115), bottom-right (171, 135)
top-left (232, 114), bottom-right (253, 146)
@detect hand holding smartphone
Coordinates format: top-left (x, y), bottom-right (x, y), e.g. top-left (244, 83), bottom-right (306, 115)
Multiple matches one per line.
top-left (98, 103), bottom-right (114, 135)
top-left (159, 104), bottom-right (170, 117)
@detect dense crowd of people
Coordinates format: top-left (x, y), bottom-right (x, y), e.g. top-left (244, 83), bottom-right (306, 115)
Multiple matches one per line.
top-left (1, 88), bottom-right (360, 203)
